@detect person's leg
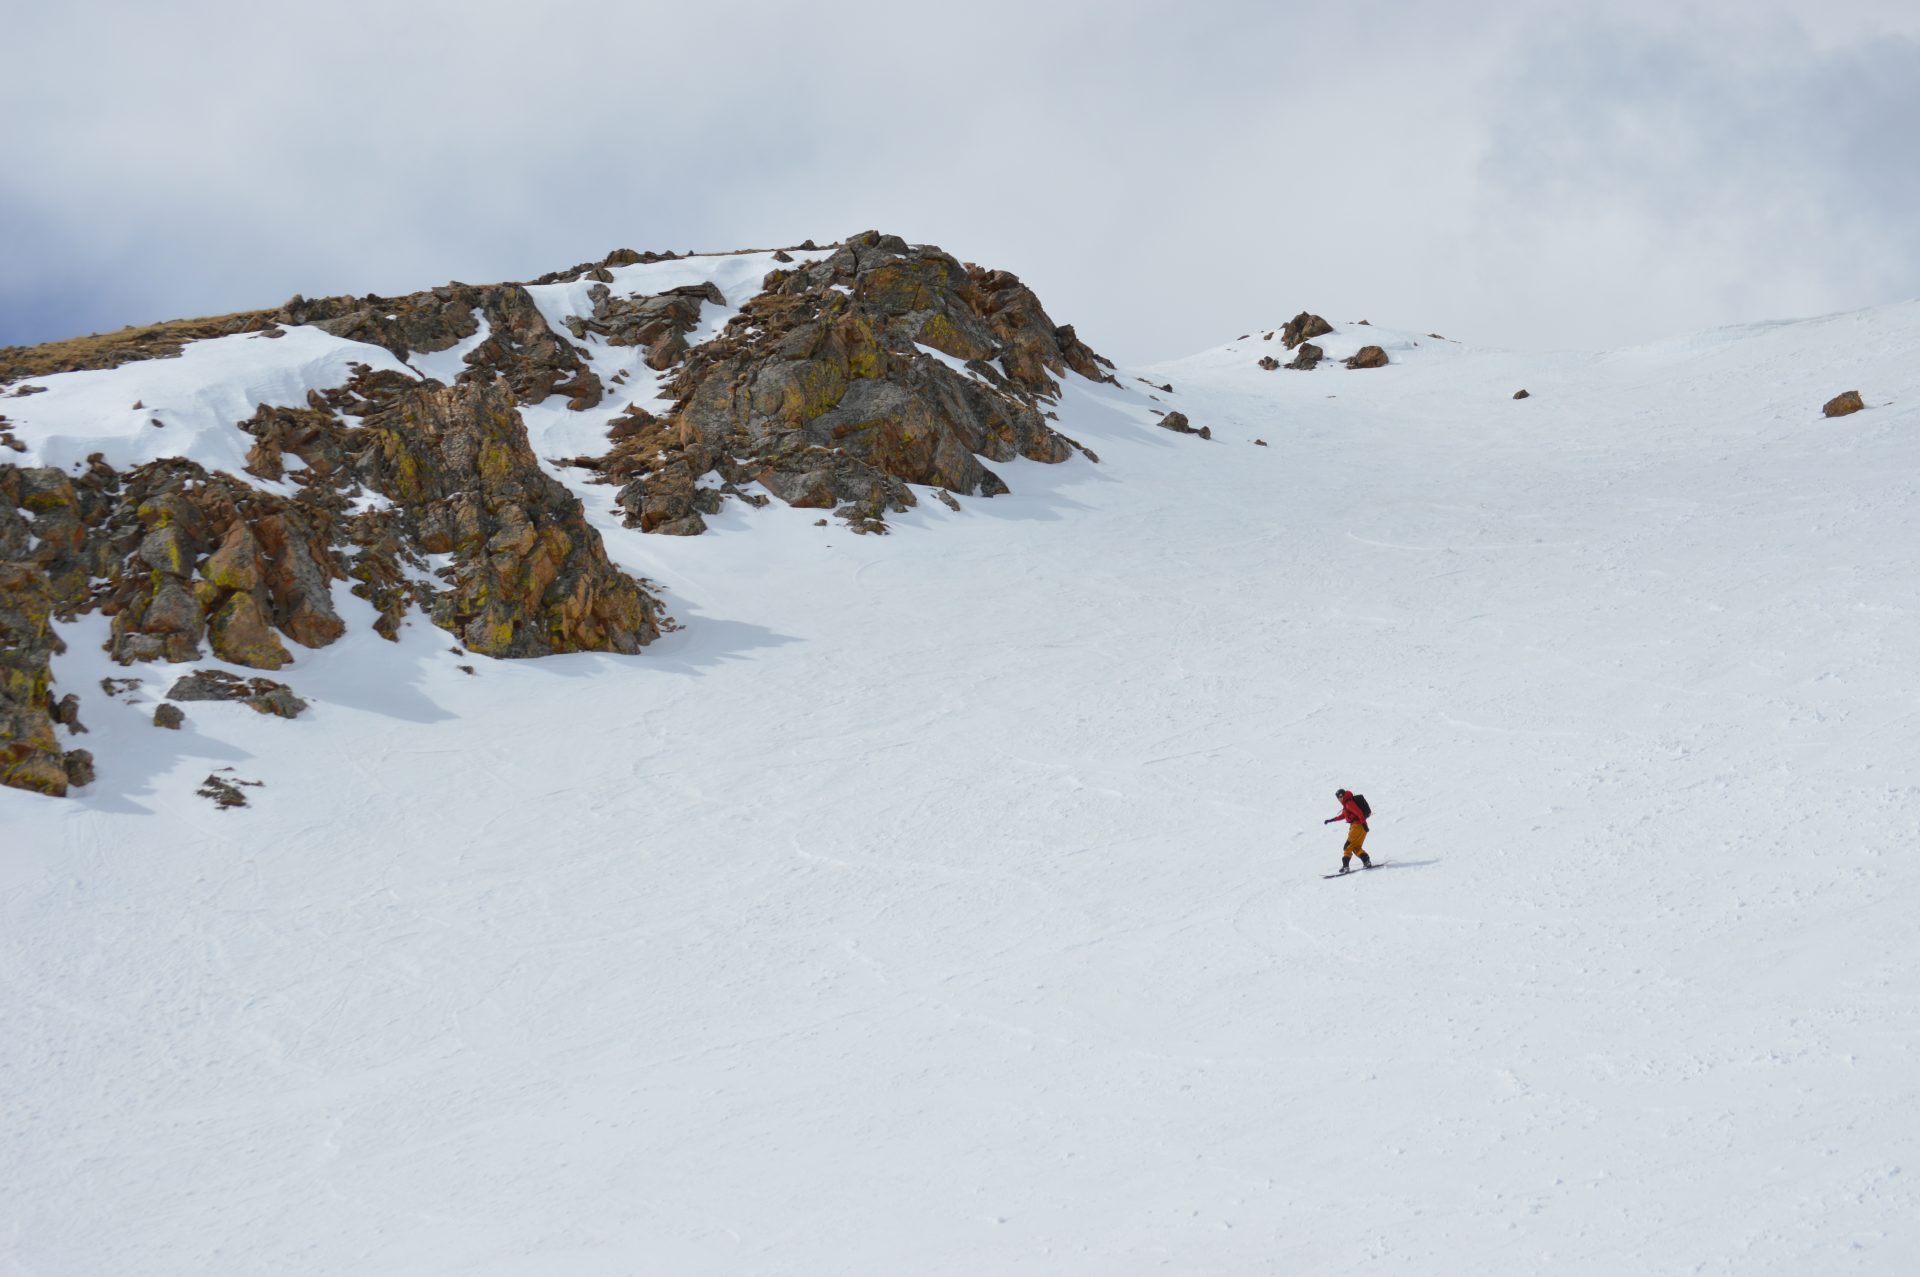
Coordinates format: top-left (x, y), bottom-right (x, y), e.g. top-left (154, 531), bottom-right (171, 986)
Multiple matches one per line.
top-left (1351, 824), bottom-right (1370, 866)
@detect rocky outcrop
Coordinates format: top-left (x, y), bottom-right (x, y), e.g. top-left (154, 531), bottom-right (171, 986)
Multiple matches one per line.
top-left (0, 231), bottom-right (1123, 794)
top-left (565, 232), bottom-right (1116, 535)
top-left (281, 284), bottom-right (603, 409)
top-left (562, 281), bottom-right (724, 374)
top-left (0, 369), bottom-right (663, 795)
top-left (1823, 390), bottom-right (1864, 418)
top-left (1281, 312), bottom-right (1333, 350)
top-left (1156, 412), bottom-right (1211, 440)
top-left (1344, 346), bottom-right (1389, 370)
top-left (1286, 343), bottom-right (1325, 371)
top-left (167, 669), bottom-right (308, 718)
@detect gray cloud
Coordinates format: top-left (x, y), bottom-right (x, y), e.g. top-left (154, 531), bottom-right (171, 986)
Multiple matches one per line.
top-left (4, 1), bottom-right (1918, 362)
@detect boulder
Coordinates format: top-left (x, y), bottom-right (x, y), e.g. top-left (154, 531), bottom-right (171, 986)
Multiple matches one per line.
top-left (1281, 312), bottom-right (1333, 350)
top-left (1513, 389), bottom-right (1530, 400)
top-left (1823, 390), bottom-right (1865, 418)
top-left (1344, 346), bottom-right (1389, 370)
top-left (1286, 343), bottom-right (1324, 371)
top-left (1258, 356), bottom-right (1279, 371)
top-left (166, 668), bottom-right (307, 718)
top-left (153, 703), bottom-right (184, 730)
top-left (61, 749), bottom-right (94, 788)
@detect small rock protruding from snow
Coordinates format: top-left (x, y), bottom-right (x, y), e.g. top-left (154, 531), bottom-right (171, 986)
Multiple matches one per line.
top-left (1823, 389), bottom-right (1865, 418)
top-left (1157, 411), bottom-right (1210, 440)
top-left (1344, 346), bottom-right (1389, 370)
top-left (1281, 312), bottom-right (1333, 350)
top-left (1287, 343), bottom-right (1325, 371)
top-left (1514, 389), bottom-right (1531, 400)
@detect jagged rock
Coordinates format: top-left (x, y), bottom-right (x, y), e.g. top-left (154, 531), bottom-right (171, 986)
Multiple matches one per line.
top-left (166, 669), bottom-right (269, 701)
top-left (0, 537), bottom-right (71, 795)
top-left (1823, 390), bottom-right (1864, 418)
top-left (1258, 356), bottom-right (1280, 371)
top-left (1514, 389), bottom-right (1530, 400)
top-left (355, 380), bottom-right (660, 656)
top-left (166, 668), bottom-right (307, 718)
top-left (1282, 312), bottom-right (1333, 350)
top-left (53, 693), bottom-right (85, 733)
top-left (1287, 343), bottom-right (1324, 371)
top-left (1157, 412), bottom-right (1208, 439)
top-left (583, 232), bottom-right (1109, 536)
top-left (1344, 346), bottom-right (1389, 370)
top-left (153, 703), bottom-right (184, 730)
top-left (196, 770), bottom-right (259, 809)
top-left (61, 749), bottom-right (94, 788)
top-left (247, 686), bottom-right (308, 719)
top-left (208, 590), bottom-right (292, 669)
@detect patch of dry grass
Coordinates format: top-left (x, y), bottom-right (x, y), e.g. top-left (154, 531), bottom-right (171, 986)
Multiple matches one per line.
top-left (1, 308), bottom-right (282, 384)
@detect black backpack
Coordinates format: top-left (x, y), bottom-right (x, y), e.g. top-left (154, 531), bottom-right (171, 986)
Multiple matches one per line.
top-left (1351, 792), bottom-right (1372, 819)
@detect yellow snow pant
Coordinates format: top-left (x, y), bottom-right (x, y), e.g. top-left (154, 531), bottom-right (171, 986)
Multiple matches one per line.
top-left (1343, 823), bottom-right (1369, 859)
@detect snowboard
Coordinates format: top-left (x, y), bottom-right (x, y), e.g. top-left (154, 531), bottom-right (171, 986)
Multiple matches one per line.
top-left (1323, 861), bottom-right (1387, 879)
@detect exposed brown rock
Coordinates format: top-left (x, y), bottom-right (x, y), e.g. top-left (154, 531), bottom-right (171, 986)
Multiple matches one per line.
top-left (1281, 312), bottom-right (1333, 350)
top-left (1823, 390), bottom-right (1864, 418)
top-left (579, 231), bottom-right (1113, 535)
top-left (1344, 346), bottom-right (1389, 370)
top-left (196, 769), bottom-right (260, 809)
top-left (61, 749), bottom-right (94, 788)
top-left (1157, 412), bottom-right (1209, 439)
top-left (1286, 343), bottom-right (1324, 371)
top-left (1513, 389), bottom-right (1530, 400)
top-left (1258, 356), bottom-right (1280, 371)
top-left (153, 703), bottom-right (184, 729)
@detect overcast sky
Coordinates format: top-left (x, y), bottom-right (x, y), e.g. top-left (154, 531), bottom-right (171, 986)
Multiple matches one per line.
top-left (4, 0), bottom-right (1918, 364)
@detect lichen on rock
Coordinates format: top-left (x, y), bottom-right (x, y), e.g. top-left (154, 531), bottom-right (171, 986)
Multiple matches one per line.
top-left (569, 231), bottom-right (1115, 535)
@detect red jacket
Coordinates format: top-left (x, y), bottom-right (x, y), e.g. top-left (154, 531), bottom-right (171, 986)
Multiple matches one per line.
top-left (1331, 795), bottom-right (1368, 826)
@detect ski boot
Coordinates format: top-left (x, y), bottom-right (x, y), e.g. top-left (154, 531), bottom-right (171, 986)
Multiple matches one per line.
top-left (1337, 859), bottom-right (1352, 875)
top-left (1360, 853), bottom-right (1373, 869)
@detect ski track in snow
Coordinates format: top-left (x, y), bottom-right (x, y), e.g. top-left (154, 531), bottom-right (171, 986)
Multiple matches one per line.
top-left (3, 294), bottom-right (1919, 1274)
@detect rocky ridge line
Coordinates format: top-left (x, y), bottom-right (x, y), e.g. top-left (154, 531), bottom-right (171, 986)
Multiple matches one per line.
top-left (1, 232), bottom-right (1134, 796)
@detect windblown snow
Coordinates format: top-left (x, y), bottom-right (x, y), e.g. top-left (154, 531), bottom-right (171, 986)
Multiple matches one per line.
top-left (3, 279), bottom-right (1918, 1274)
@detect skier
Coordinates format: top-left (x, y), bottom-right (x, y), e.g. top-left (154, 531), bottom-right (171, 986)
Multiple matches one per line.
top-left (1324, 788), bottom-right (1372, 873)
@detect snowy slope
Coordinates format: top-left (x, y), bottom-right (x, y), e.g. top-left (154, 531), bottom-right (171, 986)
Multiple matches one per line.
top-left (4, 295), bottom-right (1920, 1275)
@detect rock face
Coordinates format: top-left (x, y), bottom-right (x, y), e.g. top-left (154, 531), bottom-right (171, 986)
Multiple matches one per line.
top-left (1344, 346), bottom-right (1389, 370)
top-left (1281, 312), bottom-right (1333, 350)
top-left (568, 231), bottom-right (1115, 536)
top-left (0, 231), bottom-right (1121, 794)
top-left (1823, 390), bottom-right (1865, 418)
top-left (0, 368), bottom-right (663, 795)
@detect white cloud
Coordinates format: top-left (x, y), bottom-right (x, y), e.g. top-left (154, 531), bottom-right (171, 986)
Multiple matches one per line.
top-left (3, 0), bottom-right (1917, 361)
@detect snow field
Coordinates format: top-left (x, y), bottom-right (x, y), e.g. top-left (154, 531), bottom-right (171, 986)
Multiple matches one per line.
top-left (3, 297), bottom-right (1918, 1273)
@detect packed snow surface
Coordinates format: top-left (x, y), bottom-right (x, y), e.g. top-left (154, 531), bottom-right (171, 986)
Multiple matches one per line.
top-left (4, 301), bottom-right (1919, 1274)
